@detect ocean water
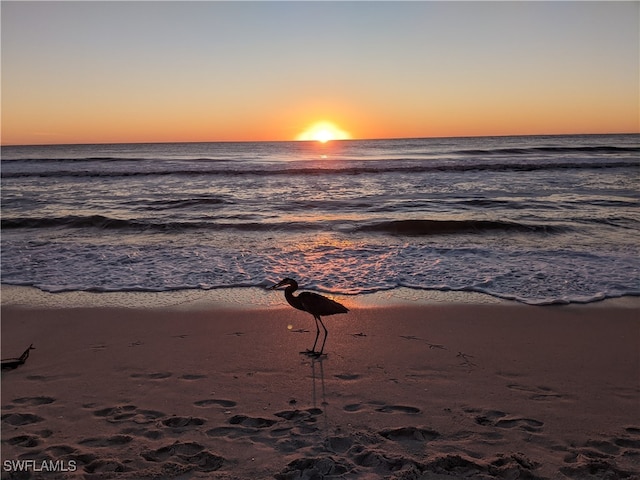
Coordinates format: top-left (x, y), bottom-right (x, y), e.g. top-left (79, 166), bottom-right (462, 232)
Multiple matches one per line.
top-left (2, 134), bottom-right (639, 305)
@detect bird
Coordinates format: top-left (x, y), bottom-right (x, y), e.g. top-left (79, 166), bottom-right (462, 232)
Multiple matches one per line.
top-left (271, 278), bottom-right (348, 357)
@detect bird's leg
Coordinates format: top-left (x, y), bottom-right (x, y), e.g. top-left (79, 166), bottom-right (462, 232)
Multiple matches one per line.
top-left (311, 316), bottom-right (321, 352)
top-left (302, 316), bottom-right (321, 356)
top-left (316, 317), bottom-right (328, 357)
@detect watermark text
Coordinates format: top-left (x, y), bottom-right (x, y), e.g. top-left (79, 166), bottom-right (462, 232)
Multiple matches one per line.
top-left (3, 459), bottom-right (77, 473)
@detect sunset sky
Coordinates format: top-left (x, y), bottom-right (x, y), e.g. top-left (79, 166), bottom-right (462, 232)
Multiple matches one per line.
top-left (2, 1), bottom-right (638, 145)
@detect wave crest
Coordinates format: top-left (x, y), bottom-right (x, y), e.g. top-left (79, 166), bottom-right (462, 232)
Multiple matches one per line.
top-left (356, 219), bottom-right (565, 235)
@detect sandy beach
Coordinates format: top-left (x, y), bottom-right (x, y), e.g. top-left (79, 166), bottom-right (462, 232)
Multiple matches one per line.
top-left (1, 289), bottom-right (639, 479)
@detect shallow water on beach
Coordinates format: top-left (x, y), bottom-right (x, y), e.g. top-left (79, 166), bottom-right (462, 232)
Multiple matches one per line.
top-left (2, 134), bottom-right (639, 304)
top-left (0, 284), bottom-right (513, 311)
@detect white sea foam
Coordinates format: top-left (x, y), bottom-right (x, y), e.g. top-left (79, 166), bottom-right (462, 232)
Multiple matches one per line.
top-left (2, 135), bottom-right (639, 305)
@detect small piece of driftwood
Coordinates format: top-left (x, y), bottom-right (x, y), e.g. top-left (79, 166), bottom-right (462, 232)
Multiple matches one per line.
top-left (1, 344), bottom-right (35, 370)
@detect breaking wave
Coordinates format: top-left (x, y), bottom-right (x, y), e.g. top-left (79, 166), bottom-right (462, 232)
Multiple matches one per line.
top-left (454, 145), bottom-right (640, 156)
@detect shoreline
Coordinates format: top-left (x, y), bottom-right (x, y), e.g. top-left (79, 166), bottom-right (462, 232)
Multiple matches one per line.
top-left (2, 284), bottom-right (640, 311)
top-left (0, 284), bottom-right (508, 311)
top-left (1, 293), bottom-right (639, 478)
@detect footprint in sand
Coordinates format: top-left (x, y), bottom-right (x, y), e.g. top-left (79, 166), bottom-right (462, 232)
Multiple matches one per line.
top-left (270, 426), bottom-right (294, 437)
top-left (26, 373), bottom-right (80, 382)
top-left (586, 427), bottom-right (640, 451)
top-left (343, 404), bottom-right (364, 412)
top-left (506, 383), bottom-right (569, 401)
top-left (225, 409), bottom-right (324, 455)
top-left (91, 405), bottom-right (166, 425)
top-left (161, 416), bottom-right (207, 429)
top-left (84, 459), bottom-right (131, 474)
top-left (207, 418), bottom-right (272, 439)
top-left (1, 413), bottom-right (45, 426)
top-left (78, 435), bottom-right (134, 447)
top-left (12, 441), bottom-right (109, 475)
top-left (343, 402), bottom-right (421, 415)
top-left (229, 414), bottom-right (276, 428)
top-left (274, 408), bottom-right (322, 422)
top-left (616, 427), bottom-right (640, 449)
top-left (324, 435), bottom-right (354, 454)
top-left (4, 434), bottom-right (41, 448)
top-left (469, 409), bottom-right (508, 426)
top-left (274, 409), bottom-right (323, 440)
top-left (141, 441), bottom-right (224, 472)
top-left (276, 457), bottom-right (352, 479)
top-left (44, 444), bottom-right (78, 456)
top-left (119, 426), bottom-right (163, 440)
top-left (141, 441), bottom-right (204, 462)
top-left (376, 405), bottom-right (421, 414)
top-left (12, 396), bottom-right (56, 406)
top-left (92, 405), bottom-right (137, 418)
top-left (378, 426), bottom-right (440, 442)
top-left (466, 408), bottom-right (544, 432)
top-left (582, 439), bottom-right (621, 455)
top-left (206, 409), bottom-right (322, 444)
top-left (615, 437), bottom-right (640, 449)
top-left (130, 372), bottom-right (172, 380)
top-left (179, 374), bottom-right (208, 380)
top-left (560, 462), bottom-right (635, 479)
top-left (495, 417), bottom-right (544, 432)
top-left (206, 426), bottom-right (257, 438)
top-left (194, 399), bottom-right (237, 408)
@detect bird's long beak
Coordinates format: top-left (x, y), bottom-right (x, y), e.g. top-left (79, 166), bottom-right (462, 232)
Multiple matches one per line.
top-left (270, 280), bottom-right (285, 290)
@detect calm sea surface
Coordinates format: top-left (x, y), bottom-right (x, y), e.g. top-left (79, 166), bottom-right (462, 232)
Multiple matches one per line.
top-left (2, 134), bottom-right (639, 304)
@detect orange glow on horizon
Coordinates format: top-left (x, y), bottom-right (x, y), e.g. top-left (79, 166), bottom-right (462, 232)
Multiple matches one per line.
top-left (1, 102), bottom-right (638, 146)
top-left (296, 121), bottom-right (351, 143)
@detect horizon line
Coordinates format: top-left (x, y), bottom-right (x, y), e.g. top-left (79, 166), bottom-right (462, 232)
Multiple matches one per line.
top-left (3, 131), bottom-right (638, 148)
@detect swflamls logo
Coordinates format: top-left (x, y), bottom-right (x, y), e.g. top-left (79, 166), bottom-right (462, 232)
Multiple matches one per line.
top-left (3, 459), bottom-right (77, 472)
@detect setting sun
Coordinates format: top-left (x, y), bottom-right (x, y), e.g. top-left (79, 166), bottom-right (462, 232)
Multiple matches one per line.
top-left (297, 121), bottom-right (351, 143)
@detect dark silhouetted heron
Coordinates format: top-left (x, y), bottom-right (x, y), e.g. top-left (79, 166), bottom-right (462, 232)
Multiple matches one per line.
top-left (271, 278), bottom-right (348, 356)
